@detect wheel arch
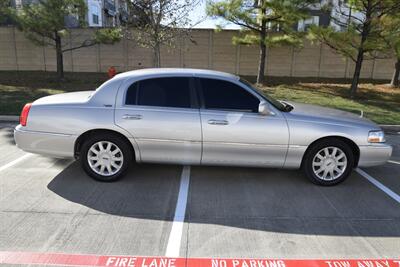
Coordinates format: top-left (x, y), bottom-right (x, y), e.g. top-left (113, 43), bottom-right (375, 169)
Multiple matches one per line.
top-left (74, 128), bottom-right (138, 161)
top-left (301, 136), bottom-right (360, 168)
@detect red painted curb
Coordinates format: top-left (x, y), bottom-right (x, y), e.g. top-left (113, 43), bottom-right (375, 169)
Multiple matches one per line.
top-left (0, 252), bottom-right (399, 267)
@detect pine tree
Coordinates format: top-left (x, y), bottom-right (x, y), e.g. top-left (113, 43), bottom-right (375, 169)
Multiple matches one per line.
top-left (8, 0), bottom-right (122, 80)
top-left (207, 0), bottom-right (320, 84)
top-left (309, 0), bottom-right (400, 97)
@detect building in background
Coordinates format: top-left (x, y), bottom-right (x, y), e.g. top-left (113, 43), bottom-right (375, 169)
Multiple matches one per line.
top-left (296, 0), bottom-right (364, 32)
top-left (3, 0), bottom-right (129, 27)
top-left (296, 0), bottom-right (331, 32)
top-left (72, 0), bottom-right (130, 27)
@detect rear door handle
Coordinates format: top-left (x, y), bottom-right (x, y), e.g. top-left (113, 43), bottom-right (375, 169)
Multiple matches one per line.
top-left (208, 119), bottom-right (229, 125)
top-left (122, 114), bottom-right (142, 120)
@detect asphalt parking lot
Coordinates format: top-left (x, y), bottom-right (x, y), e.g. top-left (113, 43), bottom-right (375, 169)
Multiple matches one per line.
top-left (0, 122), bottom-right (399, 264)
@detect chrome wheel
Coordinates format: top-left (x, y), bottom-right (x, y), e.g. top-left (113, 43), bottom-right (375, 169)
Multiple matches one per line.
top-left (87, 141), bottom-right (123, 176)
top-left (312, 146), bottom-right (347, 181)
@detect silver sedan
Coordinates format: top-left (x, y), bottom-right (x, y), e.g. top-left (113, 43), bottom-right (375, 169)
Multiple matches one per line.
top-left (14, 68), bottom-right (392, 185)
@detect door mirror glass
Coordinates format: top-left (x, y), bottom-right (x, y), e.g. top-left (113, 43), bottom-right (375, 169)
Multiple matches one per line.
top-left (258, 102), bottom-right (271, 115)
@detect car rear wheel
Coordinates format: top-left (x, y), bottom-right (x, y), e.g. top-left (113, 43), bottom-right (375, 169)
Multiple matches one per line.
top-left (303, 139), bottom-right (354, 186)
top-left (80, 134), bottom-right (133, 182)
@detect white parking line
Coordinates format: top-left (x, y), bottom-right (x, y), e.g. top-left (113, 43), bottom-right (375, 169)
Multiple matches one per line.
top-left (165, 165), bottom-right (191, 257)
top-left (0, 154), bottom-right (32, 172)
top-left (388, 160), bottom-right (400, 165)
top-left (356, 168), bottom-right (400, 204)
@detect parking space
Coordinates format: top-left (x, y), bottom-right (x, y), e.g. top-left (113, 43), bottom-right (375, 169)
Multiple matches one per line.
top-left (0, 125), bottom-right (26, 166)
top-left (0, 122), bottom-right (400, 264)
top-left (361, 135), bottom-right (400, 196)
top-left (185, 166), bottom-right (400, 258)
top-left (0, 125), bottom-right (182, 256)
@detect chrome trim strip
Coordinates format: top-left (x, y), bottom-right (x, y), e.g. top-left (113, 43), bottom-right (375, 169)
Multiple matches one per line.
top-left (358, 144), bottom-right (393, 149)
top-left (204, 141), bottom-right (287, 148)
top-left (116, 106), bottom-right (200, 114)
top-left (15, 128), bottom-right (73, 137)
top-left (136, 138), bottom-right (202, 143)
top-left (136, 138), bottom-right (288, 148)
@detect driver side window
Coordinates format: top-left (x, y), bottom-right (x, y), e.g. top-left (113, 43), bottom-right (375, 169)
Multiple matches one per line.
top-left (199, 78), bottom-right (260, 112)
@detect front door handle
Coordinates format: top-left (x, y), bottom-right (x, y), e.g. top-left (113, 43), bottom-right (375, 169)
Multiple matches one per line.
top-left (122, 114), bottom-right (142, 120)
top-left (208, 119), bottom-right (229, 125)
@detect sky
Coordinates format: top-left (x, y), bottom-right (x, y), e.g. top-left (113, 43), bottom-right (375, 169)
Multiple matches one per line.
top-left (189, 0), bottom-right (241, 29)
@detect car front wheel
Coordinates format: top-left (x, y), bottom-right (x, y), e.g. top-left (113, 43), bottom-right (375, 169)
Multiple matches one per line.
top-left (80, 134), bottom-right (132, 182)
top-left (303, 139), bottom-right (355, 186)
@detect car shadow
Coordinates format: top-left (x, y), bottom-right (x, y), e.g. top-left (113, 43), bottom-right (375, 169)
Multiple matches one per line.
top-left (47, 161), bottom-right (181, 220)
top-left (0, 126), bottom-right (16, 145)
top-left (47, 161), bottom-right (400, 237)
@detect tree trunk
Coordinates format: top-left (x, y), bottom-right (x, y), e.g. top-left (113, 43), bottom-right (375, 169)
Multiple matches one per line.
top-left (256, 2), bottom-right (267, 85)
top-left (153, 43), bottom-right (161, 67)
top-left (257, 41), bottom-right (266, 84)
top-left (350, 1), bottom-right (372, 98)
top-left (390, 58), bottom-right (400, 88)
top-left (350, 48), bottom-right (364, 98)
top-left (55, 32), bottom-right (64, 80)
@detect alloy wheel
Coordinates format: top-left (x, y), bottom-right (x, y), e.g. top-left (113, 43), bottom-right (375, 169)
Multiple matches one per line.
top-left (87, 141), bottom-right (124, 176)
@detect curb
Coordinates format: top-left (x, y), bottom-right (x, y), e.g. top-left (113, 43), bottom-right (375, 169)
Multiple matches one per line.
top-left (0, 115), bottom-right (18, 122)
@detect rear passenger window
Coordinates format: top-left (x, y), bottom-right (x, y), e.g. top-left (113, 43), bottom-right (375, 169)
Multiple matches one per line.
top-left (199, 78), bottom-right (260, 112)
top-left (125, 77), bottom-right (191, 108)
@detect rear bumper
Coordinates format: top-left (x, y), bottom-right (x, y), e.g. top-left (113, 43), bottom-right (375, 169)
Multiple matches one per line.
top-left (358, 143), bottom-right (393, 167)
top-left (14, 125), bottom-right (76, 158)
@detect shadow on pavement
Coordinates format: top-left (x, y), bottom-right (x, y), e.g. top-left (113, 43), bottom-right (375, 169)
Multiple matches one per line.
top-left (0, 127), bottom-right (16, 145)
top-left (47, 161), bottom-right (400, 237)
top-left (48, 161), bottom-right (181, 220)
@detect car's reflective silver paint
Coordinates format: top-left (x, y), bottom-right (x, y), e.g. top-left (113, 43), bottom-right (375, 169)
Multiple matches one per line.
top-left (14, 68), bottom-right (392, 169)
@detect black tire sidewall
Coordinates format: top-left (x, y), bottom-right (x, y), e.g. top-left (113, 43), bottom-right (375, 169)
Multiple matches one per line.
top-left (80, 134), bottom-right (132, 182)
top-left (303, 139), bottom-right (354, 186)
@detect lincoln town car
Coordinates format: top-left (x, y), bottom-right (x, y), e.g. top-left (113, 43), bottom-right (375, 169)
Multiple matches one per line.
top-left (14, 68), bottom-right (392, 185)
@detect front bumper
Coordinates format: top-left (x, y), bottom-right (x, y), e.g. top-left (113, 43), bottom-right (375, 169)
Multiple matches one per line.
top-left (358, 143), bottom-right (393, 167)
top-left (14, 125), bottom-right (76, 158)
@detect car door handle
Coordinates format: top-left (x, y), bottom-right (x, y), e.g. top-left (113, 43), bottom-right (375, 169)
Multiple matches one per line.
top-left (122, 114), bottom-right (142, 120)
top-left (208, 119), bottom-right (229, 125)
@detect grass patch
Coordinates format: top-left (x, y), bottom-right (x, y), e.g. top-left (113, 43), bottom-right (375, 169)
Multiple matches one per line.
top-left (1, 71), bottom-right (399, 124)
top-left (259, 83), bottom-right (400, 125)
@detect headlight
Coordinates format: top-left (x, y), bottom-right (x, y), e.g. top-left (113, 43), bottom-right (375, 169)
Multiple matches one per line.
top-left (368, 130), bottom-right (385, 143)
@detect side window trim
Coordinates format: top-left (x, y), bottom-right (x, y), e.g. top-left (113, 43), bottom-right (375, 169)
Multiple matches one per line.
top-left (196, 77), bottom-right (261, 113)
top-left (189, 77), bottom-right (200, 109)
top-left (135, 82), bottom-right (139, 105)
top-left (194, 77), bottom-right (205, 109)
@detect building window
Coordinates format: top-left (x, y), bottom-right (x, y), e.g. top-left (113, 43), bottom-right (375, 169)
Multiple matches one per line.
top-left (92, 14), bottom-right (99, 25)
top-left (298, 16), bottom-right (320, 31)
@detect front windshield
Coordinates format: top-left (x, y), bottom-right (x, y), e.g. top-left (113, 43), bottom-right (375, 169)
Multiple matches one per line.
top-left (239, 78), bottom-right (287, 111)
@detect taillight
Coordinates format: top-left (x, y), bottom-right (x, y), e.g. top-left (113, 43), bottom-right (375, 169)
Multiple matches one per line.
top-left (20, 103), bottom-right (32, 126)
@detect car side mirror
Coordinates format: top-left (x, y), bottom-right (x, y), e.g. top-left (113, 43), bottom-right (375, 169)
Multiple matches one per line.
top-left (258, 102), bottom-right (271, 115)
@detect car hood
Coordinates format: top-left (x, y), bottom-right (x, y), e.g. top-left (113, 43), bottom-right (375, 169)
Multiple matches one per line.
top-left (284, 101), bottom-right (378, 128)
top-left (33, 91), bottom-right (94, 105)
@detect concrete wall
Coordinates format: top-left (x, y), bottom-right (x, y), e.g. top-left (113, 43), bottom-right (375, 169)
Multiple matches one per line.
top-left (0, 27), bottom-right (396, 79)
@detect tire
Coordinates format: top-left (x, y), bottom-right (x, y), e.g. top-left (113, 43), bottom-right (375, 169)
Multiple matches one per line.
top-left (302, 139), bottom-right (354, 186)
top-left (80, 133), bottom-right (133, 182)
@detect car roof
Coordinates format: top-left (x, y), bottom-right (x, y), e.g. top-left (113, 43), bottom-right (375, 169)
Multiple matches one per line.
top-left (113, 68), bottom-right (239, 81)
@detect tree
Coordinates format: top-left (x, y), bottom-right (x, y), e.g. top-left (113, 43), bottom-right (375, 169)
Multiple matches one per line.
top-left (379, 15), bottom-right (400, 87)
top-left (308, 0), bottom-right (400, 97)
top-left (0, 0), bottom-right (13, 25)
top-left (8, 0), bottom-right (122, 80)
top-left (126, 0), bottom-right (200, 67)
top-left (207, 0), bottom-right (319, 84)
